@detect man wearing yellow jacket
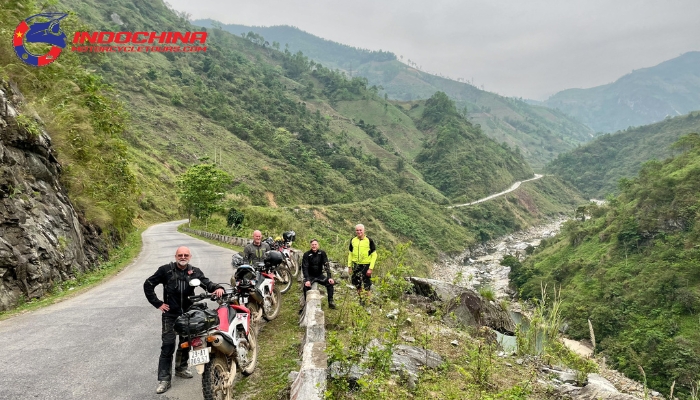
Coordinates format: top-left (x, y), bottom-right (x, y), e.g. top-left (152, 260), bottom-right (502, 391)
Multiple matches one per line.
top-left (347, 224), bottom-right (377, 302)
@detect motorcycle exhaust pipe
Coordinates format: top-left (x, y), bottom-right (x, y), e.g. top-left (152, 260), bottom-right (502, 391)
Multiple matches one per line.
top-left (210, 334), bottom-right (236, 356)
top-left (250, 290), bottom-right (263, 303)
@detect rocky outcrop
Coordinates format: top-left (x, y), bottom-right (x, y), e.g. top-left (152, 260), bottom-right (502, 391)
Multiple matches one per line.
top-left (0, 81), bottom-right (105, 311)
top-left (329, 338), bottom-right (443, 389)
top-left (409, 277), bottom-right (515, 334)
top-left (550, 373), bottom-right (641, 400)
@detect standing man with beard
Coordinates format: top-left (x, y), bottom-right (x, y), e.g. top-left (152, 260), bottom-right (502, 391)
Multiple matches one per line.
top-left (144, 246), bottom-right (224, 394)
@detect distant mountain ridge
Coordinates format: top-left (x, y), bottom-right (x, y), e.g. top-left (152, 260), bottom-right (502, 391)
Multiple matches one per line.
top-left (193, 19), bottom-right (595, 171)
top-left (546, 110), bottom-right (700, 198)
top-left (193, 19), bottom-right (396, 71)
top-left (544, 51), bottom-right (700, 133)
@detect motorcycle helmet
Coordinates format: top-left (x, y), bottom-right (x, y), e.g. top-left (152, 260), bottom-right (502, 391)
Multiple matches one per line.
top-left (234, 264), bottom-right (256, 283)
top-left (264, 250), bottom-right (284, 267)
top-left (282, 230), bottom-right (296, 243)
top-left (231, 253), bottom-right (244, 267)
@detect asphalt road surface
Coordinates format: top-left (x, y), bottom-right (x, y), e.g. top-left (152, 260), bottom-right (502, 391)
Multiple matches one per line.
top-left (0, 220), bottom-right (237, 400)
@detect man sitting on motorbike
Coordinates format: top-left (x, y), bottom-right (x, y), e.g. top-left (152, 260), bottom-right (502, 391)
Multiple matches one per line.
top-left (144, 246), bottom-right (224, 394)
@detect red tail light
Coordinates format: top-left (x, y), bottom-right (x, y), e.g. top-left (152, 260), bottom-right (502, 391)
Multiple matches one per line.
top-left (191, 337), bottom-right (203, 348)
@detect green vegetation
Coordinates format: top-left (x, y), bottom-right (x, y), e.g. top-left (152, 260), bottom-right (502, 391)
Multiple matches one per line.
top-left (546, 111), bottom-right (700, 198)
top-left (5, 0), bottom-right (582, 255)
top-left (50, 0), bottom-right (538, 218)
top-left (0, 0), bottom-right (584, 319)
top-left (187, 175), bottom-right (584, 277)
top-left (177, 162), bottom-right (231, 223)
top-left (512, 134), bottom-right (700, 395)
top-left (1, 0), bottom-right (137, 240)
top-left (544, 51), bottom-right (700, 133)
top-left (321, 245), bottom-right (593, 399)
top-left (415, 92), bottom-right (532, 201)
top-left (231, 282), bottom-right (303, 399)
top-left (196, 21), bottom-right (595, 171)
top-left (194, 20), bottom-right (397, 71)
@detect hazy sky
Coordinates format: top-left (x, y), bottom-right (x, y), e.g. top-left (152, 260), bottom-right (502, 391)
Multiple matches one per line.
top-left (167, 0), bottom-right (700, 100)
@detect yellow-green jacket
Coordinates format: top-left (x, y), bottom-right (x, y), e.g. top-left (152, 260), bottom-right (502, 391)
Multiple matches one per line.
top-left (347, 236), bottom-right (377, 270)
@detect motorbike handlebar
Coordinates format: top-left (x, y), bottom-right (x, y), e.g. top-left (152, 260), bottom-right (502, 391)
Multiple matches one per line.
top-left (187, 292), bottom-right (208, 301)
top-left (188, 284), bottom-right (235, 302)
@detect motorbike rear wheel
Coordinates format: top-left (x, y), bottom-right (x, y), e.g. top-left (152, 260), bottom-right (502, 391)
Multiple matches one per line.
top-left (240, 328), bottom-right (258, 376)
top-left (276, 265), bottom-right (292, 294)
top-left (202, 354), bottom-right (233, 400)
top-left (263, 285), bottom-right (282, 321)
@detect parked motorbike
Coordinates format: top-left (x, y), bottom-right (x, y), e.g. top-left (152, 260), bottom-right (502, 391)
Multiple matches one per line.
top-left (231, 253), bottom-right (282, 330)
top-left (265, 231), bottom-right (299, 279)
top-left (174, 279), bottom-right (258, 400)
top-left (233, 250), bottom-right (292, 295)
top-left (276, 240), bottom-right (300, 278)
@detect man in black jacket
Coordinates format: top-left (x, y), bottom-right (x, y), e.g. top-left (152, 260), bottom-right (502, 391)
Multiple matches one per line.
top-left (144, 246), bottom-right (224, 394)
top-left (302, 239), bottom-right (335, 309)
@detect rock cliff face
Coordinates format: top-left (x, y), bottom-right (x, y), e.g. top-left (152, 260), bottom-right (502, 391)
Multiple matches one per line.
top-left (0, 81), bottom-right (105, 311)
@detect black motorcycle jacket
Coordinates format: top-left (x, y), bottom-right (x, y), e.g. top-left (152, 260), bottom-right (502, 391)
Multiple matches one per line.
top-left (302, 249), bottom-right (330, 281)
top-left (144, 262), bottom-right (221, 316)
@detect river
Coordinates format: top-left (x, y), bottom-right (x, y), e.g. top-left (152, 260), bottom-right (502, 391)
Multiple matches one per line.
top-left (431, 217), bottom-right (567, 299)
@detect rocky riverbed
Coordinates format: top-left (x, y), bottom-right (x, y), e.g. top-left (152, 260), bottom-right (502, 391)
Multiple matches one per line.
top-left (430, 216), bottom-right (669, 400)
top-left (431, 218), bottom-right (567, 299)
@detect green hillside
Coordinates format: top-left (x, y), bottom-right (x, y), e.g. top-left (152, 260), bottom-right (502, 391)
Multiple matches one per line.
top-left (544, 52), bottom-right (700, 133)
top-left (191, 20), bottom-right (396, 71)
top-left (511, 133), bottom-right (700, 395)
top-left (0, 0), bottom-right (582, 262)
top-left (546, 111), bottom-right (700, 198)
top-left (193, 20), bottom-right (595, 171)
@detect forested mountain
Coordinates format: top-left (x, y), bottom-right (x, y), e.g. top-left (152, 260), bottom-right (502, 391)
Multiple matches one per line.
top-left (192, 20), bottom-right (397, 71)
top-left (546, 111), bottom-right (700, 198)
top-left (193, 20), bottom-right (595, 171)
top-left (544, 52), bottom-right (700, 133)
top-left (510, 133), bottom-right (700, 396)
top-left (0, 0), bottom-right (584, 273)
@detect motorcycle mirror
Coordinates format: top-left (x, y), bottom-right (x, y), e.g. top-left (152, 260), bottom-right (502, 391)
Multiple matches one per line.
top-left (189, 278), bottom-right (201, 287)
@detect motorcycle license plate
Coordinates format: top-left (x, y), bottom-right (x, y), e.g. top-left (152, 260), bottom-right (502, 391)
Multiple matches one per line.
top-left (188, 347), bottom-right (210, 366)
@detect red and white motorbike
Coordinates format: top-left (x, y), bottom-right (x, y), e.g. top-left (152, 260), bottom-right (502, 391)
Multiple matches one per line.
top-left (232, 261), bottom-right (281, 331)
top-left (175, 279), bottom-right (258, 400)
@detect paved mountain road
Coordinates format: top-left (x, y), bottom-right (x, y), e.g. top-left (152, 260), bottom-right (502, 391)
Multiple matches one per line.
top-left (0, 220), bottom-right (236, 400)
top-left (447, 174), bottom-right (543, 208)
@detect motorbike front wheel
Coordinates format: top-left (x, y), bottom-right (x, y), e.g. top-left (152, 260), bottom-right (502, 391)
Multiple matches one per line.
top-left (202, 354), bottom-right (233, 400)
top-left (288, 257), bottom-right (300, 277)
top-left (247, 301), bottom-right (263, 333)
top-left (240, 328), bottom-right (258, 376)
top-left (263, 285), bottom-right (282, 321)
top-left (276, 265), bottom-right (292, 294)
